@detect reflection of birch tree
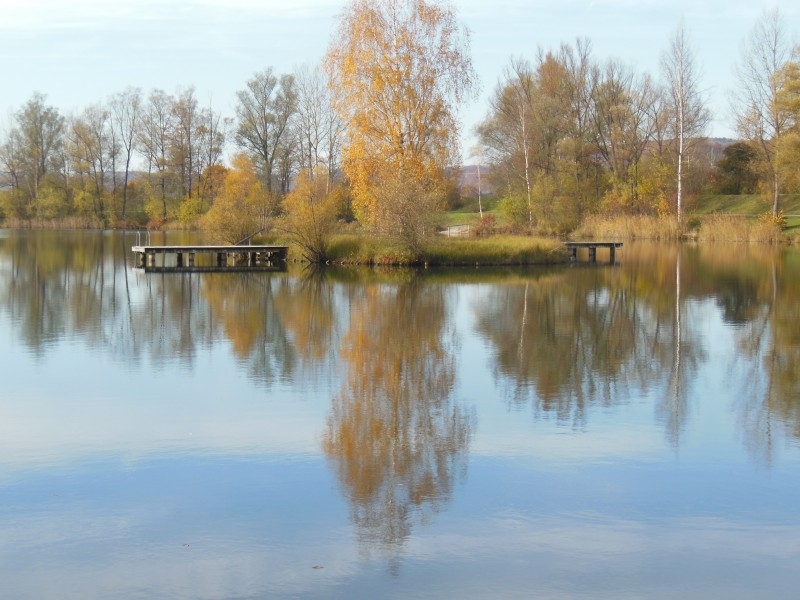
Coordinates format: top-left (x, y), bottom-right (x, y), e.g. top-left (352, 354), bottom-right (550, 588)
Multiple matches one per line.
top-left (322, 280), bottom-right (471, 569)
top-left (475, 269), bottom-right (662, 427)
top-left (656, 249), bottom-right (701, 448)
top-left (475, 247), bottom-right (705, 438)
top-left (734, 254), bottom-right (800, 464)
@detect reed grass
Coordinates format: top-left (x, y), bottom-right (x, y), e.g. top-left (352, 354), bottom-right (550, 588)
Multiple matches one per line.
top-left (574, 214), bottom-right (682, 241)
top-left (696, 214), bottom-right (783, 244)
top-left (2, 215), bottom-right (106, 229)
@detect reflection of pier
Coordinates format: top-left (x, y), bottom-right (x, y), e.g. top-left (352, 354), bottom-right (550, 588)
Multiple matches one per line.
top-left (564, 241), bottom-right (623, 264)
top-left (131, 245), bottom-right (288, 273)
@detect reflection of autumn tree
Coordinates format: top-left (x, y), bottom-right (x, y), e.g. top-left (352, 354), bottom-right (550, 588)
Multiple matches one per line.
top-left (475, 247), bottom-right (704, 438)
top-left (201, 273), bottom-right (296, 386)
top-left (322, 279), bottom-right (471, 566)
top-left (733, 251), bottom-right (800, 463)
top-left (273, 268), bottom-right (338, 366)
top-left (0, 231), bottom-right (300, 386)
top-left (476, 270), bottom-right (656, 426)
top-left (0, 230), bottom-right (157, 360)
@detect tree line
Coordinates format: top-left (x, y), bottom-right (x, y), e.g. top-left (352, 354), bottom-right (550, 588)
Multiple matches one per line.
top-left (0, 1), bottom-right (798, 254)
top-left (477, 9), bottom-right (799, 233)
top-left (0, 66), bottom-right (340, 232)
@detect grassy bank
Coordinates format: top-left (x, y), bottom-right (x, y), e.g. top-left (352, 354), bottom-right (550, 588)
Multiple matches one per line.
top-left (319, 233), bottom-right (565, 266)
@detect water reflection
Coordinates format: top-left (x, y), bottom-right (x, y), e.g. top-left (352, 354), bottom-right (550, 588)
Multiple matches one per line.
top-left (322, 277), bottom-right (472, 569)
top-left (3, 231), bottom-right (800, 596)
top-left (472, 247), bottom-right (704, 446)
top-left (2, 231), bottom-right (800, 459)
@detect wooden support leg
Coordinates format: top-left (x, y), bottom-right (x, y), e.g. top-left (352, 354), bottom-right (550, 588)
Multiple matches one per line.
top-left (589, 247), bottom-right (596, 263)
top-left (610, 246), bottom-right (616, 264)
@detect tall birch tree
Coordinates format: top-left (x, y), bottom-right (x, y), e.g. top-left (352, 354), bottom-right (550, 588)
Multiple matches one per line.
top-left (661, 21), bottom-right (709, 223)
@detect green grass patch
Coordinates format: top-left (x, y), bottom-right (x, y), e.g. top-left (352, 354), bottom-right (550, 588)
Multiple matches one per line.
top-left (694, 193), bottom-right (800, 216)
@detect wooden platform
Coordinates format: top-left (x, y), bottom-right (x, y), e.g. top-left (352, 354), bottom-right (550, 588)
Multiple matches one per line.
top-left (564, 241), bottom-right (623, 264)
top-left (132, 244), bottom-right (288, 272)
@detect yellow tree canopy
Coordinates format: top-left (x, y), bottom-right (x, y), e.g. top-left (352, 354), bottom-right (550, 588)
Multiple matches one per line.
top-left (200, 153), bottom-right (269, 244)
top-left (324, 0), bottom-right (477, 224)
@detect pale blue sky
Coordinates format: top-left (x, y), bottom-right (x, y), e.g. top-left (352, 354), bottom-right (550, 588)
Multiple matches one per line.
top-left (1, 0), bottom-right (798, 162)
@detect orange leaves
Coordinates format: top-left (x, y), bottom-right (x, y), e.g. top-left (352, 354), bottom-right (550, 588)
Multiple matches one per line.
top-left (200, 153), bottom-right (269, 243)
top-left (324, 0), bottom-right (476, 228)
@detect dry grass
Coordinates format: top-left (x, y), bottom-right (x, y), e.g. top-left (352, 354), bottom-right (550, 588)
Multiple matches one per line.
top-left (2, 215), bottom-right (106, 229)
top-left (696, 214), bottom-right (783, 244)
top-left (323, 233), bottom-right (566, 265)
top-left (574, 215), bottom-right (682, 241)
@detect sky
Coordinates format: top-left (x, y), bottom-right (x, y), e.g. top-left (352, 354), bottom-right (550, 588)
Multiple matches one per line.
top-left (0, 0), bottom-right (798, 163)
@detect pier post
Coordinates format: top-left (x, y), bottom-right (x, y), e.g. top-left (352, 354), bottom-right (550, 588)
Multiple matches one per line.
top-left (589, 247), bottom-right (597, 263)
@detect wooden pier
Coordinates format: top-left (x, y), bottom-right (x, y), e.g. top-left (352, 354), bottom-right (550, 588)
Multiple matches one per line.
top-left (564, 241), bottom-right (623, 264)
top-left (132, 244), bottom-right (288, 273)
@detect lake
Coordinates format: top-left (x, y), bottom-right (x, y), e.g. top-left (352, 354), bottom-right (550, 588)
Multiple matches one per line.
top-left (1, 230), bottom-right (799, 599)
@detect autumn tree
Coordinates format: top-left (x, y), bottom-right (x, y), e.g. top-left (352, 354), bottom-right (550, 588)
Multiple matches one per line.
top-left (200, 153), bottom-right (268, 244)
top-left (732, 8), bottom-right (794, 217)
top-left (278, 168), bottom-right (343, 263)
top-left (109, 87), bottom-right (142, 219)
top-left (591, 60), bottom-right (659, 213)
top-left (1, 93), bottom-right (66, 219)
top-left (67, 102), bottom-right (117, 221)
top-left (557, 38), bottom-right (600, 212)
top-left (234, 69), bottom-right (298, 196)
top-left (324, 0), bottom-right (477, 251)
top-left (138, 89), bottom-right (176, 220)
top-left (478, 57), bottom-right (536, 227)
top-left (776, 50), bottom-right (800, 192)
top-left (170, 87), bottom-right (202, 199)
top-left (293, 63), bottom-right (344, 194)
top-left (661, 21), bottom-right (710, 223)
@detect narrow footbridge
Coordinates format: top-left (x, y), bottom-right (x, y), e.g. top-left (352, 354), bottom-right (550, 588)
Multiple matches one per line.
top-left (132, 244), bottom-right (288, 273)
top-left (564, 241), bottom-right (623, 264)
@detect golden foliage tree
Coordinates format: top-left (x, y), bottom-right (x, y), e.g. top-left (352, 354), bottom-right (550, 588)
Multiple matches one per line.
top-left (324, 0), bottom-right (477, 233)
top-left (277, 168), bottom-right (344, 263)
top-left (776, 53), bottom-right (800, 192)
top-left (200, 153), bottom-right (270, 244)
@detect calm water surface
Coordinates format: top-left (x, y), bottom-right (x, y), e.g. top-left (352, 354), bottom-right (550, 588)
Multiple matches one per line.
top-left (1, 230), bottom-right (799, 599)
